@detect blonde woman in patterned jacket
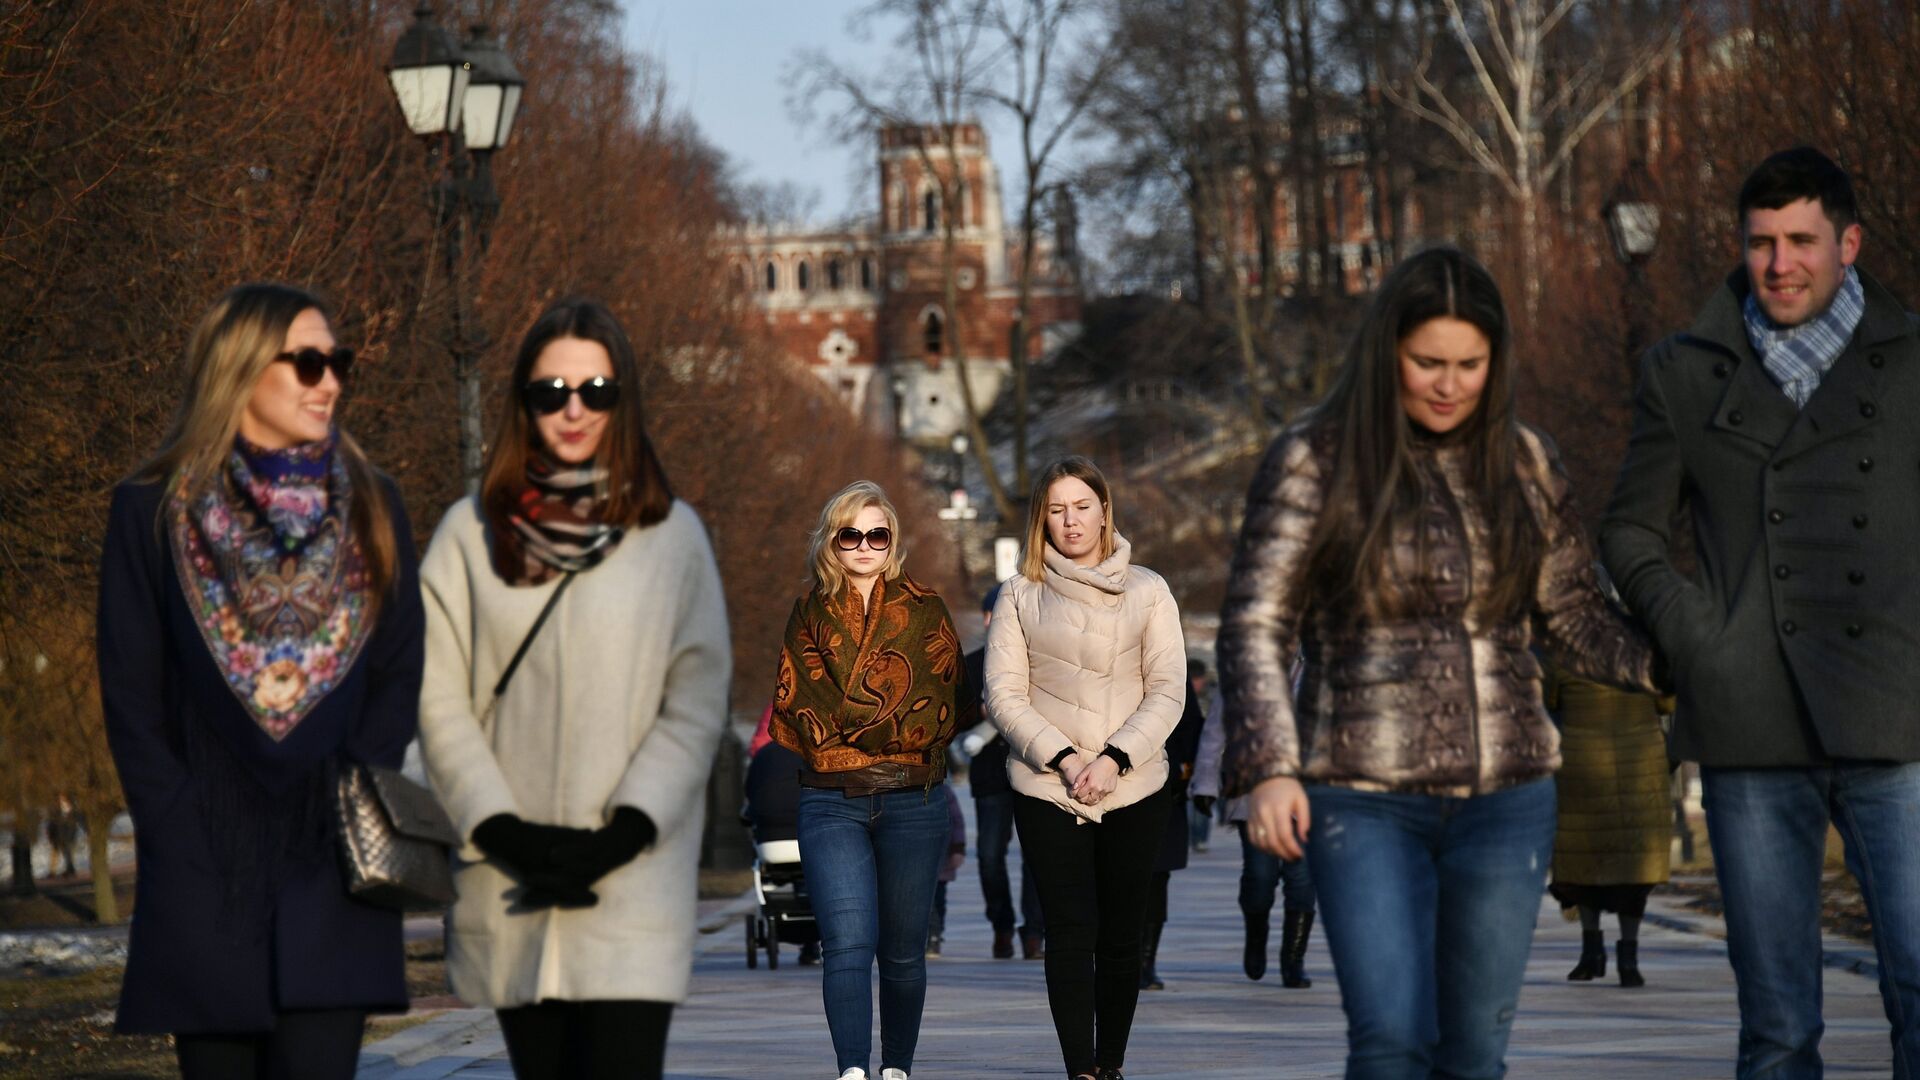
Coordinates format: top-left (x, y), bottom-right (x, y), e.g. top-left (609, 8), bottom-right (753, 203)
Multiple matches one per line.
top-left (1218, 248), bottom-right (1661, 1080)
top-left (987, 456), bottom-right (1186, 1080)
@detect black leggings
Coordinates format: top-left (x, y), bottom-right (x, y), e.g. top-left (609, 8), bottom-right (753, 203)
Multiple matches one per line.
top-left (1014, 786), bottom-right (1172, 1076)
top-left (496, 999), bottom-right (674, 1080)
top-left (174, 1009), bottom-right (365, 1080)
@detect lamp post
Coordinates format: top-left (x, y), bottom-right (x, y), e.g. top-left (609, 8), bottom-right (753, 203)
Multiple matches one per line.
top-left (386, 4), bottom-right (526, 491)
top-left (1602, 159), bottom-right (1661, 383)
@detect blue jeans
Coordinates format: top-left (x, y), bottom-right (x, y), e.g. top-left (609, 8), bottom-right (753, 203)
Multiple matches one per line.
top-left (797, 785), bottom-right (950, 1076)
top-left (975, 790), bottom-right (1044, 935)
top-left (1307, 778), bottom-right (1557, 1080)
top-left (1703, 764), bottom-right (1920, 1080)
top-left (1238, 821), bottom-right (1316, 916)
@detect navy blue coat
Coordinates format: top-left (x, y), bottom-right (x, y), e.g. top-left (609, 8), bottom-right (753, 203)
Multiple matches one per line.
top-left (97, 477), bottom-right (424, 1034)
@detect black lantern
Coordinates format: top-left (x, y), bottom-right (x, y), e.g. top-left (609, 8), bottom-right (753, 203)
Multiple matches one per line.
top-left (458, 26), bottom-right (525, 152)
top-left (1603, 159), bottom-right (1661, 266)
top-left (385, 3), bottom-right (469, 137)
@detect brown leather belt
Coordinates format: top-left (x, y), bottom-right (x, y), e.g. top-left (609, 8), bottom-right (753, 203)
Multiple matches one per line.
top-left (801, 761), bottom-right (943, 798)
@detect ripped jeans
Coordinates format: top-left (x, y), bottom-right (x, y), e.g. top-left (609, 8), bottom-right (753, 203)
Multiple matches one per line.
top-left (1306, 778), bottom-right (1556, 1080)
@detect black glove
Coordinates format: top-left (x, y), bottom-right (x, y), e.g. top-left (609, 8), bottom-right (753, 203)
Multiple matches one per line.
top-left (553, 806), bottom-right (658, 888)
top-left (473, 814), bottom-right (600, 910)
top-left (1192, 795), bottom-right (1216, 816)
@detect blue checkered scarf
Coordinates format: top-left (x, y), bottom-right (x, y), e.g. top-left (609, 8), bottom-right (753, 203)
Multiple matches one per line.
top-left (1743, 267), bottom-right (1865, 408)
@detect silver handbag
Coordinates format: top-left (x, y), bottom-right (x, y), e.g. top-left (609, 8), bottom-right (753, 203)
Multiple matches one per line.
top-left (336, 763), bottom-right (459, 912)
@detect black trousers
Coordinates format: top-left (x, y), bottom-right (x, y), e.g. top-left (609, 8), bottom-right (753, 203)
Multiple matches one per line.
top-left (174, 1009), bottom-right (365, 1080)
top-left (496, 999), bottom-right (674, 1080)
top-left (1014, 785), bottom-right (1172, 1076)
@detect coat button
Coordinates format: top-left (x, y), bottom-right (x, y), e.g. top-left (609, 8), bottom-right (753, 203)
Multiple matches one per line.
top-left (1850, 570), bottom-right (1866, 585)
top-left (1714, 362), bottom-right (1731, 378)
top-left (1860, 457), bottom-right (1876, 472)
top-left (1848, 624), bottom-right (1864, 638)
top-left (1775, 564), bottom-right (1792, 580)
top-left (1862, 402), bottom-right (1878, 419)
top-left (1768, 509), bottom-right (1785, 524)
top-left (1782, 620), bottom-right (1798, 635)
top-left (1855, 514), bottom-right (1870, 529)
top-left (1871, 353), bottom-right (1886, 368)
top-left (1729, 410), bottom-right (1745, 426)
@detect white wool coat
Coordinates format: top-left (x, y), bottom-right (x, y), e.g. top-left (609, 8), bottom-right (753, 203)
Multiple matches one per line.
top-left (417, 497), bottom-right (731, 1007)
top-left (984, 535), bottom-right (1186, 822)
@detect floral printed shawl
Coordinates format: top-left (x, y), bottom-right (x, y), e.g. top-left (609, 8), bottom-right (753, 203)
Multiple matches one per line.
top-left (168, 432), bottom-right (373, 741)
top-left (771, 573), bottom-right (970, 773)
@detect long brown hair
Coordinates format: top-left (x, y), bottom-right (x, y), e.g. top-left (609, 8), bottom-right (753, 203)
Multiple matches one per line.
top-left (1018, 456), bottom-right (1118, 581)
top-left (1301, 247), bottom-right (1542, 621)
top-left (480, 297), bottom-right (673, 580)
top-left (131, 283), bottom-right (399, 606)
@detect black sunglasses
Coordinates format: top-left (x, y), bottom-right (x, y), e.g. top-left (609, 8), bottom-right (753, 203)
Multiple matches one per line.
top-left (523, 376), bottom-right (620, 415)
top-left (835, 526), bottom-right (893, 552)
top-left (275, 347), bottom-right (354, 387)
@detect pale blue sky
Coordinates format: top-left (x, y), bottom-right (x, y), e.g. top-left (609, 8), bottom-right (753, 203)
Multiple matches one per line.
top-left (620, 1), bottom-right (1032, 225)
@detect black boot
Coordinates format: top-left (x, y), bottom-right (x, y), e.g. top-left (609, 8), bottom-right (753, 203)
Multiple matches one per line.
top-left (1568, 930), bottom-right (1606, 981)
top-left (1138, 922), bottom-right (1165, 990)
top-left (1243, 910), bottom-right (1270, 981)
top-left (1280, 907), bottom-right (1314, 988)
top-left (1617, 941), bottom-right (1644, 988)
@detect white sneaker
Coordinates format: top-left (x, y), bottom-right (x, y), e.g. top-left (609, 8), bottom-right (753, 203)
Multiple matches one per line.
top-left (836, 1070), bottom-right (868, 1080)
top-left (881, 1071), bottom-right (910, 1080)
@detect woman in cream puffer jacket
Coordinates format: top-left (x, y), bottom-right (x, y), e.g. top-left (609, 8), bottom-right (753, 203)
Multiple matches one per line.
top-left (985, 456), bottom-right (1185, 1080)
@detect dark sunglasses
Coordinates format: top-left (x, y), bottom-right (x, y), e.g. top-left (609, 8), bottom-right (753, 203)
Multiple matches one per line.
top-left (835, 526), bottom-right (893, 552)
top-left (275, 347), bottom-right (354, 387)
top-left (523, 376), bottom-right (620, 415)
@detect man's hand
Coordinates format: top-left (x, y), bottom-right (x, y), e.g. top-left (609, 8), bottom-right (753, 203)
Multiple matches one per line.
top-left (1244, 776), bottom-right (1311, 860)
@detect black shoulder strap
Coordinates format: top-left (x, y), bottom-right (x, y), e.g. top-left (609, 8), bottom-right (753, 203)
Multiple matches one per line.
top-left (491, 571), bottom-right (577, 700)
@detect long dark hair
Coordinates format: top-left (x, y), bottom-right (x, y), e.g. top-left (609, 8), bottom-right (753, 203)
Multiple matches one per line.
top-left (480, 297), bottom-right (673, 580)
top-left (1301, 247), bottom-right (1541, 621)
top-left (132, 283), bottom-right (399, 609)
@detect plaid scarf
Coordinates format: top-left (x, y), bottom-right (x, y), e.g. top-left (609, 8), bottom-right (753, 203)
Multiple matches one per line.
top-left (168, 431), bottom-right (373, 741)
top-left (505, 453), bottom-right (623, 585)
top-left (1743, 266), bottom-right (1865, 408)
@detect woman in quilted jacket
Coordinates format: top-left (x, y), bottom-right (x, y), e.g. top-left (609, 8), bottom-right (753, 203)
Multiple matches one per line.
top-left (769, 480), bottom-right (969, 1080)
top-left (1218, 247), bottom-right (1660, 1080)
top-left (986, 456), bottom-right (1187, 1080)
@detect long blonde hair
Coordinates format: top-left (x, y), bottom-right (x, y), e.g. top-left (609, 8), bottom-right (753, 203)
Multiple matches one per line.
top-left (807, 480), bottom-right (904, 597)
top-left (1019, 456), bottom-right (1117, 581)
top-left (131, 283), bottom-right (398, 604)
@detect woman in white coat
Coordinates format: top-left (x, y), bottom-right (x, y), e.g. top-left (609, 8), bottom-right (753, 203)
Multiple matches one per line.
top-left (418, 298), bottom-right (731, 1080)
top-left (986, 456), bottom-right (1186, 1080)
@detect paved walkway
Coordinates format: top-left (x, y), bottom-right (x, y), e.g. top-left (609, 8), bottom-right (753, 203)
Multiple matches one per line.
top-left (361, 811), bottom-right (1895, 1078)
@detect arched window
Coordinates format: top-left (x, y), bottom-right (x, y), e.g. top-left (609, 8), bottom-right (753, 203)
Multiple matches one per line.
top-left (827, 258), bottom-right (844, 290)
top-left (764, 261), bottom-right (778, 292)
top-left (797, 260), bottom-right (811, 291)
top-left (924, 190), bottom-right (939, 233)
top-left (860, 259), bottom-right (876, 291)
top-left (923, 310), bottom-right (944, 355)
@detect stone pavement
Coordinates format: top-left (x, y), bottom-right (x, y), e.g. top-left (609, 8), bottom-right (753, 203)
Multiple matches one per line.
top-left (362, 807), bottom-right (1895, 1078)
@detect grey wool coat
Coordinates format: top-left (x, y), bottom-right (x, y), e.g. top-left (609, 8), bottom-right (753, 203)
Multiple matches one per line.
top-left (1601, 267), bottom-right (1920, 767)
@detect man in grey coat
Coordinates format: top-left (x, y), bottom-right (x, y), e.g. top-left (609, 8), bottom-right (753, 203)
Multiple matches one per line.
top-left (1602, 146), bottom-right (1920, 1080)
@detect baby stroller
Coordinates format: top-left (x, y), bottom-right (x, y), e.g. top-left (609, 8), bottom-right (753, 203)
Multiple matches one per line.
top-left (742, 741), bottom-right (818, 969)
top-left (747, 836), bottom-right (814, 969)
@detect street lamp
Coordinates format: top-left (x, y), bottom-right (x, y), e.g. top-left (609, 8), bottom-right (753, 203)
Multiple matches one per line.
top-left (1602, 159), bottom-right (1661, 376)
top-left (384, 6), bottom-right (527, 491)
top-left (385, 4), bottom-right (468, 137)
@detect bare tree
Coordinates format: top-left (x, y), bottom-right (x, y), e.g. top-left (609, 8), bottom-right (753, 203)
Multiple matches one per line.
top-left (795, 0), bottom-right (1021, 521)
top-left (1385, 0), bottom-right (1684, 317)
top-left (977, 0), bottom-right (1112, 496)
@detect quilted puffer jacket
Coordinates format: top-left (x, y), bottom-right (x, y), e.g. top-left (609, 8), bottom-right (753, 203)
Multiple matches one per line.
top-left (985, 535), bottom-right (1187, 822)
top-left (1219, 422), bottom-right (1658, 798)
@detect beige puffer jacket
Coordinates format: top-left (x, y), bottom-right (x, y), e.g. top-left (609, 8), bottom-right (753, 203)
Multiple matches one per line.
top-left (985, 535), bottom-right (1187, 822)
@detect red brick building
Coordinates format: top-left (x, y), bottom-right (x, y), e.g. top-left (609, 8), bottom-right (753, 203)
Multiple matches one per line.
top-left (726, 122), bottom-right (1080, 446)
